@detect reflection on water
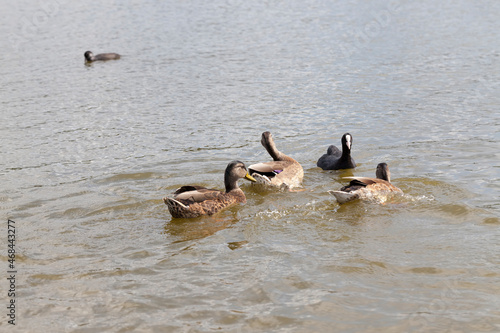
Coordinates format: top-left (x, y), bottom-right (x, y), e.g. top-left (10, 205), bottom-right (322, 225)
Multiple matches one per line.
top-left (164, 214), bottom-right (239, 243)
top-left (1, 0), bottom-right (500, 332)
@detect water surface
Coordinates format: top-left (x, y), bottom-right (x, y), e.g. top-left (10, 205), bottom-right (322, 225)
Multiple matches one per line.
top-left (1, 0), bottom-right (499, 332)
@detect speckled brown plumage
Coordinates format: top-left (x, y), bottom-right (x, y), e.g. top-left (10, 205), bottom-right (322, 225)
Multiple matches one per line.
top-left (329, 163), bottom-right (403, 204)
top-left (164, 189), bottom-right (247, 218)
top-left (248, 132), bottom-right (303, 189)
top-left (163, 161), bottom-right (256, 218)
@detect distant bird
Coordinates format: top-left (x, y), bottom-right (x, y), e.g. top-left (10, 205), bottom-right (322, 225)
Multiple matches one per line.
top-left (84, 51), bottom-right (121, 62)
top-left (248, 131), bottom-right (304, 190)
top-left (317, 133), bottom-right (356, 170)
top-left (163, 161), bottom-right (256, 218)
top-left (329, 162), bottom-right (403, 204)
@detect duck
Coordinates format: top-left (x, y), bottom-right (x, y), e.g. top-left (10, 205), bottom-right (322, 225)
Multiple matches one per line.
top-left (163, 161), bottom-right (256, 218)
top-left (317, 133), bottom-right (356, 170)
top-left (328, 162), bottom-right (403, 204)
top-left (248, 131), bottom-right (304, 190)
top-left (84, 51), bottom-right (121, 62)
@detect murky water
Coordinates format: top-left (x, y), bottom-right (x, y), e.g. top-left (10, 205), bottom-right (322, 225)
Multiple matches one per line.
top-left (1, 0), bottom-right (499, 332)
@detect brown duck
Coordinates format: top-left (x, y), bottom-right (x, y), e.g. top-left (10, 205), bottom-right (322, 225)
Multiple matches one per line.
top-left (163, 161), bottom-right (256, 218)
top-left (248, 131), bottom-right (304, 190)
top-left (329, 162), bottom-right (403, 204)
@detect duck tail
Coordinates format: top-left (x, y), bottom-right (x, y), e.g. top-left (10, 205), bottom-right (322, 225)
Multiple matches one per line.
top-left (163, 197), bottom-right (188, 208)
top-left (328, 190), bottom-right (359, 204)
top-left (251, 173), bottom-right (272, 185)
top-left (163, 197), bottom-right (191, 218)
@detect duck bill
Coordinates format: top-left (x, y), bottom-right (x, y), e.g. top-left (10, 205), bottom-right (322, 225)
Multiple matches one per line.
top-left (245, 173), bottom-right (257, 182)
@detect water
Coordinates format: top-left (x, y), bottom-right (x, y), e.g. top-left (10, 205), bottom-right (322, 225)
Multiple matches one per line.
top-left (1, 0), bottom-right (499, 332)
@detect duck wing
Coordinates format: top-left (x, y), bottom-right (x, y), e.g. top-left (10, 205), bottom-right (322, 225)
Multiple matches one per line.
top-left (248, 162), bottom-right (287, 177)
top-left (343, 177), bottom-right (379, 186)
top-left (165, 189), bottom-right (239, 218)
top-left (341, 177), bottom-right (402, 193)
top-left (173, 185), bottom-right (208, 194)
top-left (173, 186), bottom-right (223, 203)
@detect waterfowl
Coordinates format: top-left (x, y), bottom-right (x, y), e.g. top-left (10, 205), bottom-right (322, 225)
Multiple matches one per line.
top-left (163, 161), bottom-right (256, 218)
top-left (84, 51), bottom-right (121, 62)
top-left (329, 162), bottom-right (403, 204)
top-left (317, 133), bottom-right (356, 170)
top-left (248, 131), bottom-right (304, 190)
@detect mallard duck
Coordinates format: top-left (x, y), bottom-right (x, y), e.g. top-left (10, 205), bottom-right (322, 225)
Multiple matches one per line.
top-left (163, 161), bottom-right (256, 218)
top-left (317, 133), bottom-right (356, 170)
top-left (328, 162), bottom-right (403, 204)
top-left (84, 51), bottom-right (121, 62)
top-left (248, 131), bottom-right (304, 189)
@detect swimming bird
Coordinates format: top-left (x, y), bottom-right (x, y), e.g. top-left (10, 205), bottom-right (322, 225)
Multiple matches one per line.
top-left (317, 133), bottom-right (356, 170)
top-left (248, 131), bottom-right (304, 190)
top-left (328, 162), bottom-right (403, 204)
top-left (84, 51), bottom-right (121, 62)
top-left (163, 161), bottom-right (256, 218)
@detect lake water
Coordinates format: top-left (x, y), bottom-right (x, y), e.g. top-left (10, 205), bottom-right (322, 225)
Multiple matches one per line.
top-left (1, 0), bottom-right (499, 332)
